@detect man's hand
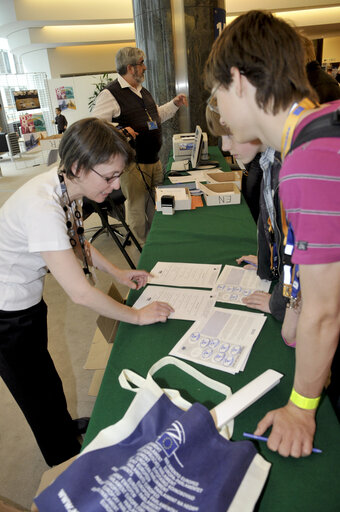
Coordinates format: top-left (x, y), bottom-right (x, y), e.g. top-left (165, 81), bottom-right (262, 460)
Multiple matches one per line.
top-left (136, 301), bottom-right (175, 325)
top-left (236, 254), bottom-right (258, 270)
top-left (254, 401), bottom-right (316, 457)
top-left (124, 126), bottom-right (139, 139)
top-left (173, 94), bottom-right (188, 107)
top-left (242, 291), bottom-right (271, 313)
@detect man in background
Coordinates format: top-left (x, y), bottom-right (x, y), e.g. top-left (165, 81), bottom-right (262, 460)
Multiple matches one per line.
top-left (55, 108), bottom-right (68, 134)
top-left (92, 47), bottom-right (187, 245)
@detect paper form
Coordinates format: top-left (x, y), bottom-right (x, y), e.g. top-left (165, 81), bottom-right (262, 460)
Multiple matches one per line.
top-left (132, 285), bottom-right (216, 321)
top-left (170, 307), bottom-right (267, 374)
top-left (148, 262), bottom-right (222, 289)
top-left (213, 265), bottom-right (271, 305)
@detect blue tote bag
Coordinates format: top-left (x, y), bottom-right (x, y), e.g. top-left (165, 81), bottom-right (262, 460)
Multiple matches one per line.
top-left (35, 357), bottom-right (270, 512)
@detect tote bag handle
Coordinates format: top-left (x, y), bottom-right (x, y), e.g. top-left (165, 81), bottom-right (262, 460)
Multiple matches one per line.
top-left (119, 356), bottom-right (233, 438)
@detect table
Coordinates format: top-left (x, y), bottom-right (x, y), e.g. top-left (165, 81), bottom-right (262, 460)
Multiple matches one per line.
top-left (84, 147), bottom-right (340, 512)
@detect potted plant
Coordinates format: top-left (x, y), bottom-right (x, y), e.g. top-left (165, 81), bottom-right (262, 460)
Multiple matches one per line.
top-left (88, 73), bottom-right (114, 112)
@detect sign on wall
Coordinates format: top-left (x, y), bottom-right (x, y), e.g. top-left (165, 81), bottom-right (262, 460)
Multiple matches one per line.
top-left (55, 86), bottom-right (76, 110)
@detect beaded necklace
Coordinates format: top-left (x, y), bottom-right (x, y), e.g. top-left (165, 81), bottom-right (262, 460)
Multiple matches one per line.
top-left (58, 170), bottom-right (95, 284)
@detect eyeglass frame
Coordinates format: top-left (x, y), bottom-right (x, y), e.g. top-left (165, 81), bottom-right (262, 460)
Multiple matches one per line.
top-left (206, 71), bottom-right (246, 115)
top-left (90, 167), bottom-right (120, 184)
top-left (131, 59), bottom-right (145, 67)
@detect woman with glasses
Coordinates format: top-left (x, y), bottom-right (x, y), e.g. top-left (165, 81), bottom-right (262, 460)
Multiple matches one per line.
top-left (0, 117), bottom-right (173, 467)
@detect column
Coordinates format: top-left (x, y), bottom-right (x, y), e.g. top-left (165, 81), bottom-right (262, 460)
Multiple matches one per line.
top-left (132, 0), bottom-right (225, 164)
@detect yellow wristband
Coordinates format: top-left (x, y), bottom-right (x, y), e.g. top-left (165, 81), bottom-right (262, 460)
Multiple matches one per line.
top-left (290, 388), bottom-right (321, 410)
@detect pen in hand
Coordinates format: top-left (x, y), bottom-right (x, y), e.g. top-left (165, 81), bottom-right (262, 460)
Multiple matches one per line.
top-left (243, 260), bottom-right (257, 268)
top-left (243, 432), bottom-right (322, 453)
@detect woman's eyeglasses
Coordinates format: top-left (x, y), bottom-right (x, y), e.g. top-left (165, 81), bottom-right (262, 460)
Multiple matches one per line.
top-left (90, 167), bottom-right (120, 184)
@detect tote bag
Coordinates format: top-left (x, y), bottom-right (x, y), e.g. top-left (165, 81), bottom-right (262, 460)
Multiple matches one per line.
top-left (35, 357), bottom-right (270, 512)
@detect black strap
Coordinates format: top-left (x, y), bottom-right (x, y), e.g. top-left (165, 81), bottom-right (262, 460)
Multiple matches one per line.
top-left (289, 108), bottom-right (340, 154)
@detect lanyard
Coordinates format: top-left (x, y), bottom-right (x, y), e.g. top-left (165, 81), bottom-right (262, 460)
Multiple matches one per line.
top-left (262, 152), bottom-right (279, 277)
top-left (280, 97), bottom-right (317, 306)
top-left (58, 171), bottom-right (95, 285)
top-left (281, 98), bottom-right (317, 159)
top-left (140, 94), bottom-right (155, 122)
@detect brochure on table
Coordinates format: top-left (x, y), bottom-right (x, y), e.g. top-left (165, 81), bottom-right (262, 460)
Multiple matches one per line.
top-left (213, 265), bottom-right (271, 305)
top-left (142, 262), bottom-right (268, 374)
top-left (170, 307), bottom-right (267, 374)
top-left (148, 262), bottom-right (222, 289)
top-left (132, 286), bottom-right (216, 321)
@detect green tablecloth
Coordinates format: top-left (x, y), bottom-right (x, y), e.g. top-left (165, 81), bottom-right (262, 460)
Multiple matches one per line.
top-left (84, 148), bottom-right (340, 512)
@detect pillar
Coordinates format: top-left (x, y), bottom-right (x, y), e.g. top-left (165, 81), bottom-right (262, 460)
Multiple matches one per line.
top-left (132, 0), bottom-right (225, 164)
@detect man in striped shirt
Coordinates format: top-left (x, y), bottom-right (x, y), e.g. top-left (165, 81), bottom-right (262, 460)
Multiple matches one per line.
top-left (205, 10), bottom-right (340, 458)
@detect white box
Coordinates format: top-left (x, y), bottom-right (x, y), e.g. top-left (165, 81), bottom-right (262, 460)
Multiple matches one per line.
top-left (39, 135), bottom-right (62, 151)
top-left (155, 187), bottom-right (191, 211)
top-left (205, 171), bottom-right (242, 190)
top-left (172, 132), bottom-right (209, 161)
top-left (198, 182), bottom-right (241, 206)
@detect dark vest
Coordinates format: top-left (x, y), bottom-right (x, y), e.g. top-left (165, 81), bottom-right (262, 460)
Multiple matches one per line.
top-left (106, 79), bottom-right (162, 164)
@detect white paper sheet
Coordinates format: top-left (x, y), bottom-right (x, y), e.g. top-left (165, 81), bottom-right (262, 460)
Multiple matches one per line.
top-left (213, 265), bottom-right (271, 305)
top-left (132, 285), bottom-right (216, 321)
top-left (148, 262), bottom-right (222, 289)
top-left (170, 307), bottom-right (267, 374)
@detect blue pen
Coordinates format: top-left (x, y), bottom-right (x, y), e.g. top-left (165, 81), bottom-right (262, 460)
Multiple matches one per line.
top-left (243, 260), bottom-right (257, 267)
top-left (243, 432), bottom-right (322, 453)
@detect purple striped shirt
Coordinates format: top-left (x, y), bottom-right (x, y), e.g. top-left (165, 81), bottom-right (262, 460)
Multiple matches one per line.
top-left (279, 100), bottom-right (340, 264)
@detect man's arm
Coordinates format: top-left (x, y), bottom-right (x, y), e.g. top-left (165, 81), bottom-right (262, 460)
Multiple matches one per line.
top-left (158, 94), bottom-right (187, 123)
top-left (255, 261), bottom-right (340, 457)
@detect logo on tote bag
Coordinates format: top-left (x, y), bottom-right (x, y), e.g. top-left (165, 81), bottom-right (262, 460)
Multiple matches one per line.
top-left (157, 420), bottom-right (186, 467)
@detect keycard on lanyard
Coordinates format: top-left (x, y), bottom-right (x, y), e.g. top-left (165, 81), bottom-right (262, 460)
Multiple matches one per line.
top-left (147, 120), bottom-right (158, 130)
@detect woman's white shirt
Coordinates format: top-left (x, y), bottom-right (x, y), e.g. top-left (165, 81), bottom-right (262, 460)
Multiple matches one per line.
top-left (0, 168), bottom-right (71, 311)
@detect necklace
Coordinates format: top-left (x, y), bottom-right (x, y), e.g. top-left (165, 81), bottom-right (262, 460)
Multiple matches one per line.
top-left (58, 170), bottom-right (96, 284)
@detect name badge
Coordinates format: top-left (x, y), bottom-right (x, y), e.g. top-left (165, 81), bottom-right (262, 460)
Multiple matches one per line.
top-left (147, 120), bottom-right (158, 130)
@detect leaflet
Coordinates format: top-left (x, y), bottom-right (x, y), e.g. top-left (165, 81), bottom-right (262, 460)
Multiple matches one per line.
top-left (132, 285), bottom-right (215, 321)
top-left (213, 265), bottom-right (271, 305)
top-left (170, 307), bottom-right (267, 374)
top-left (148, 262), bottom-right (222, 289)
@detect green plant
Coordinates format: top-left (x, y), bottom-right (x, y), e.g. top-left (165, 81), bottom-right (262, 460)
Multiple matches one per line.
top-left (88, 73), bottom-right (114, 112)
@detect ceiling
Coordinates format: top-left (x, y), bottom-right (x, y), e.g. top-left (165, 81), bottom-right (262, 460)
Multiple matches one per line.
top-left (0, 0), bottom-right (339, 59)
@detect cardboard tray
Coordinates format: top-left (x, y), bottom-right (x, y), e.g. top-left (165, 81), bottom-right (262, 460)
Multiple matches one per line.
top-left (198, 182), bottom-right (241, 206)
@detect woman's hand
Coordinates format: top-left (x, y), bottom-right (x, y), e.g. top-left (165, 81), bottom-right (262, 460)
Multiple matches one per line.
top-left (236, 254), bottom-right (258, 270)
top-left (136, 301), bottom-right (175, 325)
top-left (114, 269), bottom-right (150, 290)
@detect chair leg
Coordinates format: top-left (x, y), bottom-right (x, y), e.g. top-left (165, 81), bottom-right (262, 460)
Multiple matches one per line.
top-left (107, 197), bottom-right (142, 253)
top-left (90, 201), bottom-right (138, 269)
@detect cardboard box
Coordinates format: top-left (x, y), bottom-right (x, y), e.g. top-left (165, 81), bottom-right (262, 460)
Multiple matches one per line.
top-left (96, 283), bottom-right (124, 343)
top-left (155, 187), bottom-right (191, 212)
top-left (198, 182), bottom-right (241, 207)
top-left (39, 134), bottom-right (62, 151)
top-left (205, 171), bottom-right (242, 190)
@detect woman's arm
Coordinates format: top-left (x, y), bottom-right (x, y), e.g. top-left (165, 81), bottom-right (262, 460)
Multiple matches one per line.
top-left (41, 249), bottom-right (173, 325)
top-left (88, 243), bottom-right (149, 290)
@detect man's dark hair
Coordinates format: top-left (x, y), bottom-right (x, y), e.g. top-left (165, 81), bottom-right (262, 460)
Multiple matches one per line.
top-left (58, 117), bottom-right (135, 179)
top-left (205, 10), bottom-right (315, 114)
